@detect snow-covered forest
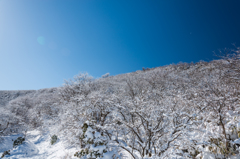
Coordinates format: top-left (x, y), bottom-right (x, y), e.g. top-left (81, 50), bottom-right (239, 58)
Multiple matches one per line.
top-left (0, 48), bottom-right (239, 159)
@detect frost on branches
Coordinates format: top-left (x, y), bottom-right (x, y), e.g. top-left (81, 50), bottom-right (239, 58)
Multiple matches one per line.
top-left (59, 48), bottom-right (240, 159)
top-left (74, 121), bottom-right (121, 159)
top-left (1, 48), bottom-right (239, 159)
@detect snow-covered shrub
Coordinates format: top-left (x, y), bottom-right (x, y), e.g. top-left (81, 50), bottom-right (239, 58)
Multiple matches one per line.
top-left (74, 121), bottom-right (120, 159)
top-left (1, 150), bottom-right (10, 158)
top-left (51, 135), bottom-right (58, 145)
top-left (13, 137), bottom-right (25, 148)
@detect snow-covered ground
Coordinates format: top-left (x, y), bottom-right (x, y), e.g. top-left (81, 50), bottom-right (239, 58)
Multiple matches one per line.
top-left (0, 130), bottom-right (132, 159)
top-left (0, 130), bottom-right (78, 159)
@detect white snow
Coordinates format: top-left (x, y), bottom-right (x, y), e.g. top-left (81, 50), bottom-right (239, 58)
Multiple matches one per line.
top-left (0, 130), bottom-right (78, 159)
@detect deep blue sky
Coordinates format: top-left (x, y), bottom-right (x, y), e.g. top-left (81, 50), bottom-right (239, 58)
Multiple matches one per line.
top-left (0, 0), bottom-right (240, 90)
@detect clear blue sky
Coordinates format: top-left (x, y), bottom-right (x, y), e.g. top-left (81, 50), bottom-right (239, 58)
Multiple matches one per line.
top-left (1, 0), bottom-right (240, 90)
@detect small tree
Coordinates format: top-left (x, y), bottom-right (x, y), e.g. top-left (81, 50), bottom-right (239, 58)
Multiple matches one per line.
top-left (74, 121), bottom-right (120, 159)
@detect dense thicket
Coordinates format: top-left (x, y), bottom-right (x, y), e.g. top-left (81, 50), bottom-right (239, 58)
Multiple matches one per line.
top-left (0, 88), bottom-right (60, 135)
top-left (0, 48), bottom-right (239, 159)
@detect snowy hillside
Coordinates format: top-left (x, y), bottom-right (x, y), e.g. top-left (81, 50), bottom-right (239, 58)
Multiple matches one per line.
top-left (0, 90), bottom-right (36, 107)
top-left (0, 49), bottom-right (239, 159)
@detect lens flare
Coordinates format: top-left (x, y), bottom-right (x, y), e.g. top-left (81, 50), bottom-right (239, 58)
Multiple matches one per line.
top-left (37, 36), bottom-right (45, 45)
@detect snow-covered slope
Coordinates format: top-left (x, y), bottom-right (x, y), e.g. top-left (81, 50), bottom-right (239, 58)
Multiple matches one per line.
top-left (0, 90), bottom-right (36, 107)
top-left (0, 130), bottom-right (78, 159)
top-left (0, 55), bottom-right (239, 159)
